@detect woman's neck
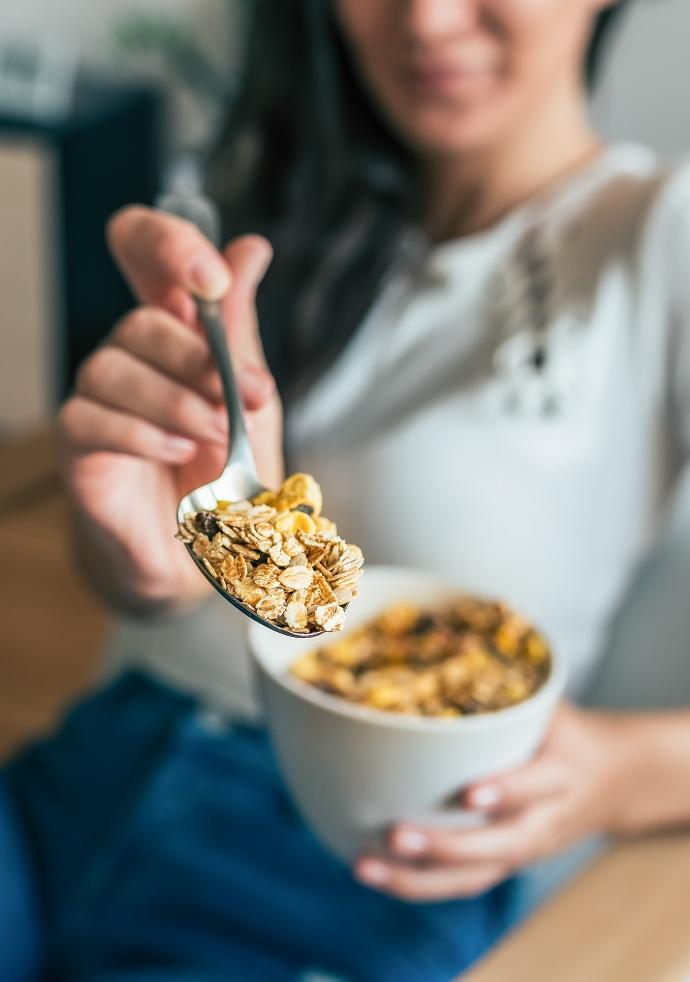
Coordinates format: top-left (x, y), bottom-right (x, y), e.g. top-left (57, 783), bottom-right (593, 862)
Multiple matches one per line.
top-left (422, 84), bottom-right (601, 243)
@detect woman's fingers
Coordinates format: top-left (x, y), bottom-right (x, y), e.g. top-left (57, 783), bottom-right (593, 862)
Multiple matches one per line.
top-left (355, 856), bottom-right (507, 901)
top-left (107, 206), bottom-right (231, 316)
top-left (109, 307), bottom-right (277, 414)
top-left (389, 815), bottom-right (532, 867)
top-left (64, 300), bottom-right (279, 474)
top-left (465, 757), bottom-right (570, 814)
top-left (105, 207), bottom-right (278, 464)
top-left (58, 397), bottom-right (198, 464)
top-left (107, 206), bottom-right (276, 394)
top-left (75, 346), bottom-right (229, 447)
top-left (110, 306), bottom-right (223, 402)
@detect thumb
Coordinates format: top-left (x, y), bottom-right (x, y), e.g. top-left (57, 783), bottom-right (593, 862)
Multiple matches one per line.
top-left (222, 235), bottom-right (274, 372)
top-left (107, 205), bottom-right (232, 324)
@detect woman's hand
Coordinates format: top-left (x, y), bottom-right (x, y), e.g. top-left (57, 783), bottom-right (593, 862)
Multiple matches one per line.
top-left (57, 206), bottom-right (283, 616)
top-left (355, 703), bottom-right (638, 901)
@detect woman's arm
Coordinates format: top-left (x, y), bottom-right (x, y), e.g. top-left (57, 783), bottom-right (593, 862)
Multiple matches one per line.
top-left (600, 707), bottom-right (690, 833)
top-left (354, 703), bottom-right (690, 901)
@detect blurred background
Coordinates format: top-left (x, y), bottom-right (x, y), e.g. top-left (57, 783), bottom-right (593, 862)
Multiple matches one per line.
top-left (0, 0), bottom-right (243, 433)
top-left (0, 0), bottom-right (689, 434)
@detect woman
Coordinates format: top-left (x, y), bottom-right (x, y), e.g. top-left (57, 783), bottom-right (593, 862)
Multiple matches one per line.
top-left (4, 0), bottom-right (690, 978)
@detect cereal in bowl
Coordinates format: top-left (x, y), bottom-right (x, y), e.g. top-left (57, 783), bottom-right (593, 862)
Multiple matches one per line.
top-left (290, 597), bottom-right (550, 715)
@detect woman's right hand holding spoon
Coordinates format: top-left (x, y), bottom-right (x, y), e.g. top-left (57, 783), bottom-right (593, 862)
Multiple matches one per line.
top-left (57, 206), bottom-right (284, 616)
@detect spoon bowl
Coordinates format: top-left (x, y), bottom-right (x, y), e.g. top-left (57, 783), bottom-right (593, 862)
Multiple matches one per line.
top-left (176, 480), bottom-right (339, 640)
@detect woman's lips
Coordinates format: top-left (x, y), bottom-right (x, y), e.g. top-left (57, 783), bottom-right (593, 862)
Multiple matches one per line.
top-left (403, 61), bottom-right (494, 98)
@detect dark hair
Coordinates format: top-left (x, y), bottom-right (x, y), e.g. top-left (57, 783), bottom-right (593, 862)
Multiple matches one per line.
top-left (207, 0), bottom-right (633, 401)
top-left (587, 2), bottom-right (632, 85)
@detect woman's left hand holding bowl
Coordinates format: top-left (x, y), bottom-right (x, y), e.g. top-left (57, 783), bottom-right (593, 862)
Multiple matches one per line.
top-left (355, 703), bottom-right (645, 901)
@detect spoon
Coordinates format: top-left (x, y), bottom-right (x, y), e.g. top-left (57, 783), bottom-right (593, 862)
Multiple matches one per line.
top-left (158, 190), bottom-right (331, 638)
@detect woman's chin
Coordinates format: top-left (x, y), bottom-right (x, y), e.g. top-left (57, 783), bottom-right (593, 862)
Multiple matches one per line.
top-left (391, 100), bottom-right (512, 161)
top-left (403, 122), bottom-right (505, 161)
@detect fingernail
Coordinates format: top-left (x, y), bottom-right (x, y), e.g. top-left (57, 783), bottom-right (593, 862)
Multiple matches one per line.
top-left (163, 435), bottom-right (196, 457)
top-left (394, 828), bottom-right (428, 855)
top-left (357, 860), bottom-right (389, 886)
top-left (188, 255), bottom-right (231, 301)
top-left (470, 786), bottom-right (502, 810)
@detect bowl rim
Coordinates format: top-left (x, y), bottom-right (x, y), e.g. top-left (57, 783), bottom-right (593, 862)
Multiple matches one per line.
top-left (249, 566), bottom-right (568, 733)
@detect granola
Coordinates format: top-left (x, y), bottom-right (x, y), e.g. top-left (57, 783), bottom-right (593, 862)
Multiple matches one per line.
top-left (290, 598), bottom-right (550, 716)
top-left (176, 473), bottom-right (364, 634)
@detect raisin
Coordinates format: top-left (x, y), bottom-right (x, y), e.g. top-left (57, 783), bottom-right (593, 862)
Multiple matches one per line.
top-left (293, 503), bottom-right (314, 515)
top-left (459, 700), bottom-right (484, 715)
top-left (195, 512), bottom-right (220, 538)
top-left (411, 615), bottom-right (434, 635)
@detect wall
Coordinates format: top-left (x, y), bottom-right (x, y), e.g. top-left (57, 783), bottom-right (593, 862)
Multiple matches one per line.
top-left (0, 0), bottom-right (235, 150)
top-left (0, 0), bottom-right (226, 66)
top-left (592, 0), bottom-right (690, 156)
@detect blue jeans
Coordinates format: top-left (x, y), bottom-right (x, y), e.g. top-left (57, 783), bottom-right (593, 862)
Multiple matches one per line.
top-left (1, 672), bottom-right (518, 981)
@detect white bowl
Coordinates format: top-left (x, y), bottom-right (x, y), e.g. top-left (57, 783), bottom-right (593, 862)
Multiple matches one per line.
top-left (249, 566), bottom-right (566, 860)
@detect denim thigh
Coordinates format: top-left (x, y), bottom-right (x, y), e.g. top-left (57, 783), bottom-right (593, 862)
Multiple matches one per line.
top-left (5, 672), bottom-right (517, 982)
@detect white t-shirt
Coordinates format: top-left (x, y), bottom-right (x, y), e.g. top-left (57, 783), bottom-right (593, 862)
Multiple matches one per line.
top-left (105, 143), bottom-right (690, 719)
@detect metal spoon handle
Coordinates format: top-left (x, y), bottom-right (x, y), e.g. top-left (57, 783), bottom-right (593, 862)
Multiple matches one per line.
top-left (196, 298), bottom-right (258, 477)
top-left (156, 189), bottom-right (261, 486)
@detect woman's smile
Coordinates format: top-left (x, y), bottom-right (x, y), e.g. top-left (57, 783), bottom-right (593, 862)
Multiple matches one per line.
top-left (401, 55), bottom-right (500, 100)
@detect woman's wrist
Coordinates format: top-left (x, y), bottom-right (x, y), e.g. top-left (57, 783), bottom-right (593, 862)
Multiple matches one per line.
top-left (597, 710), bottom-right (690, 836)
